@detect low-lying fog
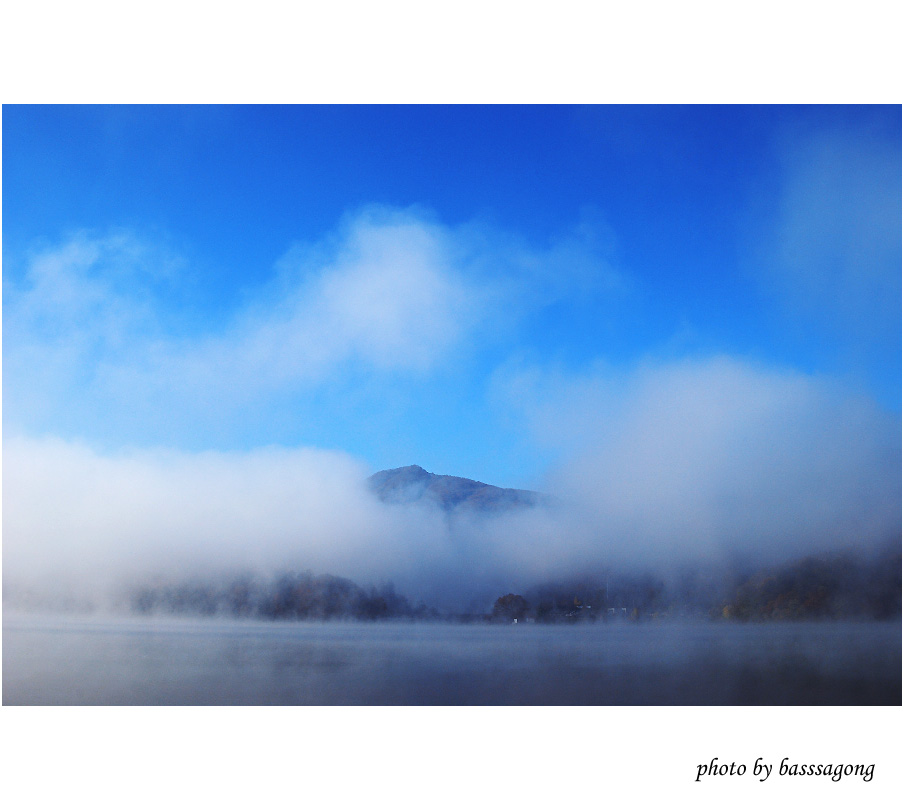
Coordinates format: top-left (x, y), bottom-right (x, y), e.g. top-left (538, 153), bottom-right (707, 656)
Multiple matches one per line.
top-left (4, 357), bottom-right (900, 613)
top-left (4, 616), bottom-right (900, 705)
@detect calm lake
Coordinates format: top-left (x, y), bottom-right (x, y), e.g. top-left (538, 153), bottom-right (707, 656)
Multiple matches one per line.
top-left (3, 614), bottom-right (900, 705)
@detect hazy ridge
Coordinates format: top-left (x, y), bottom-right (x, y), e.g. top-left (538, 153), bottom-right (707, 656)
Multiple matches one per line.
top-left (367, 464), bottom-right (545, 511)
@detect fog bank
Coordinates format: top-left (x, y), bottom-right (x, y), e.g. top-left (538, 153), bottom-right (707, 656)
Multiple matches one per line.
top-left (4, 355), bottom-right (900, 613)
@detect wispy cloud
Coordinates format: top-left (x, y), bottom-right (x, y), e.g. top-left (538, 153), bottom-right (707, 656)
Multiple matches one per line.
top-left (4, 196), bottom-right (898, 612)
top-left (3, 206), bottom-right (617, 448)
top-left (760, 125), bottom-right (901, 350)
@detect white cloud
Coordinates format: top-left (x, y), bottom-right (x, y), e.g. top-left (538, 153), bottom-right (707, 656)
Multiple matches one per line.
top-left (498, 355), bottom-right (901, 566)
top-left (5, 205), bottom-right (897, 610)
top-left (1, 435), bottom-right (452, 603)
top-left (5, 354), bottom-right (898, 612)
top-left (2, 433), bottom-right (579, 611)
top-left (3, 207), bottom-right (616, 445)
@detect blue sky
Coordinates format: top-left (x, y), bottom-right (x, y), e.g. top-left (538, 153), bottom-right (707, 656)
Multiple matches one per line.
top-left (3, 105), bottom-right (901, 489)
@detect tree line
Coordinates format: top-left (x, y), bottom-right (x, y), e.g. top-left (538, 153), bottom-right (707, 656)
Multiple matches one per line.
top-left (130, 571), bottom-right (438, 620)
top-left (126, 546), bottom-right (901, 623)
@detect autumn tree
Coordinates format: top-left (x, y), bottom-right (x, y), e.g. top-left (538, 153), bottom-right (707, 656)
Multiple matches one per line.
top-left (492, 593), bottom-right (530, 621)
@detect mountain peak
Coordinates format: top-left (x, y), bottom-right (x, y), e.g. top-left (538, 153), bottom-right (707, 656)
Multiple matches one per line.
top-left (367, 465), bottom-right (543, 512)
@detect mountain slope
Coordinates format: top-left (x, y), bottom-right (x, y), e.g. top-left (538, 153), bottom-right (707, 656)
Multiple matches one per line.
top-left (367, 465), bottom-right (543, 512)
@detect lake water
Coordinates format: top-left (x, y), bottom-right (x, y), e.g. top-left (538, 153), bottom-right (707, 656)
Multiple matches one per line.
top-left (3, 614), bottom-right (900, 705)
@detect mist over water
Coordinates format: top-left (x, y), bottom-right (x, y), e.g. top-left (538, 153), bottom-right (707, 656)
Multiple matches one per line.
top-left (4, 615), bottom-right (899, 705)
top-left (2, 120), bottom-right (900, 709)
